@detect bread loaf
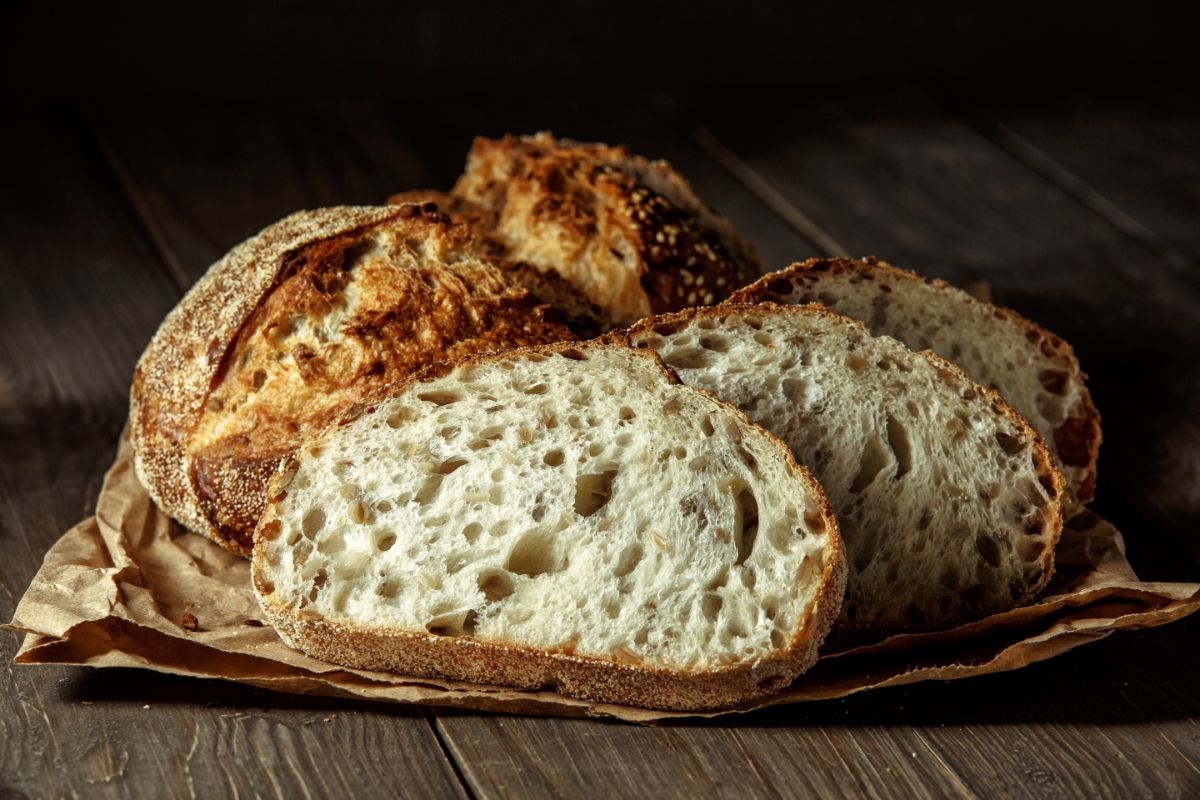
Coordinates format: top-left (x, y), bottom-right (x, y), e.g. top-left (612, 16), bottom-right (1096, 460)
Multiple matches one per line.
top-left (252, 342), bottom-right (844, 710)
top-left (391, 133), bottom-right (763, 327)
top-left (625, 304), bottom-right (1065, 628)
top-left (130, 204), bottom-right (576, 556)
top-left (730, 257), bottom-right (1100, 511)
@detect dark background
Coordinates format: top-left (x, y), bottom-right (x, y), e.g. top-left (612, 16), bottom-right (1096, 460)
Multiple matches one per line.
top-left (5, 1), bottom-right (1198, 103)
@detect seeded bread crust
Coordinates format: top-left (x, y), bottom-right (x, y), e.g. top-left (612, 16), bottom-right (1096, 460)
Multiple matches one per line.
top-left (391, 133), bottom-right (763, 327)
top-left (252, 341), bottom-right (846, 711)
top-left (130, 205), bottom-right (575, 557)
top-left (730, 257), bottom-right (1101, 510)
top-left (622, 303), bottom-right (1065, 629)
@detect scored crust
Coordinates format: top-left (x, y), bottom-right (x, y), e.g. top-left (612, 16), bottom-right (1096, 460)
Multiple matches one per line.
top-left (130, 204), bottom-right (576, 556)
top-left (251, 341), bottom-right (846, 711)
top-left (624, 302), bottom-right (1065, 627)
top-left (391, 132), bottom-right (764, 327)
top-left (730, 257), bottom-right (1100, 511)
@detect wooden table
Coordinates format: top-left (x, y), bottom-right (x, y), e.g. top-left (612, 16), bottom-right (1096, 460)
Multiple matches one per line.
top-left (3, 91), bottom-right (1199, 798)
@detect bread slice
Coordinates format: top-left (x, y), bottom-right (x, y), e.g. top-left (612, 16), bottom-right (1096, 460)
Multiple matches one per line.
top-left (251, 342), bottom-right (844, 710)
top-left (731, 257), bottom-right (1100, 511)
top-left (624, 304), bottom-right (1065, 628)
top-left (130, 204), bottom-right (576, 557)
top-left (391, 132), bottom-right (764, 327)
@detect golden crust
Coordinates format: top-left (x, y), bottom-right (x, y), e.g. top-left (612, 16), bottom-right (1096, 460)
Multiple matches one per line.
top-left (251, 340), bottom-right (845, 711)
top-left (131, 205), bottom-right (576, 557)
top-left (625, 302), bottom-right (1064, 627)
top-left (730, 257), bottom-right (1100, 511)
top-left (418, 132), bottom-right (762, 327)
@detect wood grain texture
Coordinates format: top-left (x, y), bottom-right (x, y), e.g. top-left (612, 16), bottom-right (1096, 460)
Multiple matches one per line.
top-left (0, 114), bottom-right (465, 799)
top-left (970, 91), bottom-right (1200, 270)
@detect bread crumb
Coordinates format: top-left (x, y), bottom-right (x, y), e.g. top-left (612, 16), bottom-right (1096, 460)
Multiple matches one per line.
top-left (181, 612), bottom-right (199, 632)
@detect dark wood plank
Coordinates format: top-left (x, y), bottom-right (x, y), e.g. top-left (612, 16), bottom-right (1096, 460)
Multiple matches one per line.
top-left (970, 91), bottom-right (1200, 270)
top-left (0, 113), bottom-right (466, 799)
top-left (701, 92), bottom-right (1200, 795)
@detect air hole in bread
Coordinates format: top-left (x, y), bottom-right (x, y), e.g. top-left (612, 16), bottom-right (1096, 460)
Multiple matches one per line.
top-left (477, 569), bottom-right (515, 602)
top-left (701, 593), bottom-right (723, 622)
top-left (976, 533), bottom-right (1002, 569)
top-left (1038, 369), bottom-right (1069, 396)
top-left (732, 484), bottom-right (759, 566)
top-left (461, 521), bottom-right (483, 543)
top-left (524, 383), bottom-right (549, 395)
top-left (619, 406), bottom-right (636, 422)
top-left (674, 447), bottom-right (688, 460)
top-left (664, 348), bottom-right (712, 371)
top-left (885, 415), bottom-right (912, 479)
top-left (781, 377), bottom-right (805, 401)
top-left (612, 542), bottom-right (643, 577)
top-left (375, 579), bottom-right (398, 599)
top-left (574, 468), bottom-right (618, 517)
top-left (302, 508), bottom-right (326, 538)
top-left (736, 444), bottom-right (758, 472)
top-left (543, 449), bottom-right (564, 467)
top-left (850, 437), bottom-right (888, 493)
top-left (662, 397), bottom-right (683, 415)
top-left (752, 330), bottom-right (775, 347)
top-left (588, 443), bottom-right (604, 457)
top-left (507, 531), bottom-right (560, 577)
top-left (349, 500), bottom-right (370, 525)
top-left (845, 353), bottom-right (869, 374)
top-left (995, 431), bottom-right (1024, 456)
top-left (699, 336), bottom-right (730, 353)
top-left (375, 531), bottom-right (396, 551)
top-left (414, 473), bottom-right (448, 505)
top-left (417, 391), bottom-right (461, 406)
top-left (689, 455), bottom-right (709, 471)
top-left (700, 415), bottom-right (715, 437)
top-left (425, 611), bottom-right (468, 637)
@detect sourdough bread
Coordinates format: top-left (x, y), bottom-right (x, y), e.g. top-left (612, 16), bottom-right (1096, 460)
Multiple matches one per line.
top-left (392, 133), bottom-right (763, 327)
top-left (730, 257), bottom-right (1100, 511)
top-left (252, 342), bottom-right (844, 710)
top-left (130, 204), bottom-right (576, 556)
top-left (625, 304), bottom-right (1064, 628)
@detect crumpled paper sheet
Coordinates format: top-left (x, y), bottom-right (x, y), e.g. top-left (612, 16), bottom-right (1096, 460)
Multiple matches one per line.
top-left (8, 432), bottom-right (1200, 723)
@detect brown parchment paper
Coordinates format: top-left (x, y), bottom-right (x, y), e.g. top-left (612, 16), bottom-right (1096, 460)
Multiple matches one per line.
top-left (8, 432), bottom-right (1200, 723)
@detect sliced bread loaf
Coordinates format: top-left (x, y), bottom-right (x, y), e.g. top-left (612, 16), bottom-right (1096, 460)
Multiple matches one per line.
top-left (730, 257), bottom-right (1100, 511)
top-left (392, 132), bottom-right (764, 327)
top-left (252, 342), bottom-right (844, 710)
top-left (625, 304), bottom-right (1064, 628)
